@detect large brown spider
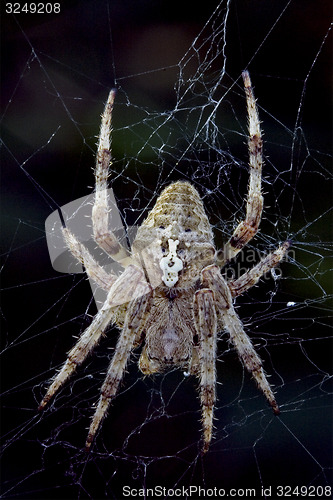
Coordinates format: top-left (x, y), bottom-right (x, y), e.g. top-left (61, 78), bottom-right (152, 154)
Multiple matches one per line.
top-left (39, 72), bottom-right (289, 453)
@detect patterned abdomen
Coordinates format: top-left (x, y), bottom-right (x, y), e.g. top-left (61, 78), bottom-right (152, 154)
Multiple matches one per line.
top-left (133, 181), bottom-right (216, 289)
top-left (143, 181), bottom-right (214, 242)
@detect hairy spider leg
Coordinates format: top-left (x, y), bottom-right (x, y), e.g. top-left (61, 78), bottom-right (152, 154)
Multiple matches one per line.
top-left (220, 71), bottom-right (263, 265)
top-left (38, 265), bottom-right (150, 411)
top-left (62, 227), bottom-right (117, 291)
top-left (92, 89), bottom-right (133, 266)
top-left (202, 265), bottom-right (280, 415)
top-left (194, 289), bottom-right (218, 454)
top-left (85, 285), bottom-right (151, 450)
top-left (228, 241), bottom-right (291, 298)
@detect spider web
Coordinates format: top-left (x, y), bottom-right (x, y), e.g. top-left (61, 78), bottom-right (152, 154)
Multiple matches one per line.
top-left (1, 1), bottom-right (332, 498)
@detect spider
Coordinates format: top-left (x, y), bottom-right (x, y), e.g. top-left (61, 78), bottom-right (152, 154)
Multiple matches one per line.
top-left (39, 71), bottom-right (290, 454)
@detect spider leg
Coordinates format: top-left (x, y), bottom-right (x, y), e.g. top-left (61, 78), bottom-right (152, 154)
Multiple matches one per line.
top-left (62, 227), bottom-right (117, 291)
top-left (228, 241), bottom-right (290, 298)
top-left (38, 265), bottom-right (150, 411)
top-left (220, 71), bottom-right (263, 265)
top-left (202, 265), bottom-right (280, 415)
top-left (85, 288), bottom-right (150, 450)
top-left (92, 89), bottom-right (133, 266)
top-left (193, 289), bottom-right (217, 454)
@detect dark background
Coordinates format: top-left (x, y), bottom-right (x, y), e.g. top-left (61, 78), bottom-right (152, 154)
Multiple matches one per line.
top-left (1, 1), bottom-right (332, 498)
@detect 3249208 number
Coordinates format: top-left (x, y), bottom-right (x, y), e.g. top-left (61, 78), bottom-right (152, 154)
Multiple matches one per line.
top-left (5, 3), bottom-right (60, 14)
top-left (276, 485), bottom-right (332, 497)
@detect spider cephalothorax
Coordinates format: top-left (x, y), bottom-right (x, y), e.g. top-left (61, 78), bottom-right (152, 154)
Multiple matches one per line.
top-left (39, 72), bottom-right (289, 453)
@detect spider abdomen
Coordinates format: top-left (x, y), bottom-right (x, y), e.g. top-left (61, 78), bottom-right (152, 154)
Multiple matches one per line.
top-left (135, 181), bottom-right (214, 245)
top-left (132, 181), bottom-right (216, 288)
